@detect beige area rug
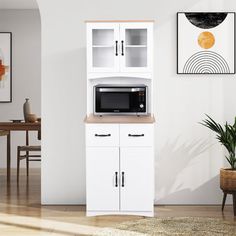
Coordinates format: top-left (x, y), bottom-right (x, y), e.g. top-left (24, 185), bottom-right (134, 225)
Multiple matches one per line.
top-left (93, 217), bottom-right (236, 236)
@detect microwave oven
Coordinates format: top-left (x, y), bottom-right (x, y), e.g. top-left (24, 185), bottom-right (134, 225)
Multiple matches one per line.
top-left (94, 84), bottom-right (147, 115)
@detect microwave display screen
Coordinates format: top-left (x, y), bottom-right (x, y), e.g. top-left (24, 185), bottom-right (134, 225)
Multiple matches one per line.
top-left (100, 93), bottom-right (129, 109)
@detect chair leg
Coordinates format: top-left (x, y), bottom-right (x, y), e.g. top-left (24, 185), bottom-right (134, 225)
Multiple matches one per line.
top-left (233, 192), bottom-right (236, 216)
top-left (222, 192), bottom-right (227, 211)
top-left (17, 147), bottom-right (20, 182)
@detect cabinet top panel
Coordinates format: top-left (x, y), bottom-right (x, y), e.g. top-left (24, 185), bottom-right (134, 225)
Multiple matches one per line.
top-left (85, 20), bottom-right (155, 23)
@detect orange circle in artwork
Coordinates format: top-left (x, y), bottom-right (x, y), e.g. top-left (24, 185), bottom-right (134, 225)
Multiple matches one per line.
top-left (198, 31), bottom-right (215, 49)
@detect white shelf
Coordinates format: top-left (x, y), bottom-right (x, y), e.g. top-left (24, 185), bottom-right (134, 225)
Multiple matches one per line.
top-left (93, 45), bottom-right (147, 48)
top-left (87, 72), bottom-right (152, 79)
top-left (92, 45), bottom-right (114, 48)
top-left (125, 45), bottom-right (147, 48)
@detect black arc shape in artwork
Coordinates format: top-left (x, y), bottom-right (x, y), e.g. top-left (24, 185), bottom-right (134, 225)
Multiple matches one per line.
top-left (183, 51), bottom-right (230, 74)
top-left (185, 13), bottom-right (228, 29)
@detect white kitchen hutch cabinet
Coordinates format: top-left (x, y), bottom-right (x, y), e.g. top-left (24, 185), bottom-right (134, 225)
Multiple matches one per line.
top-left (85, 20), bottom-right (155, 217)
top-left (87, 22), bottom-right (153, 74)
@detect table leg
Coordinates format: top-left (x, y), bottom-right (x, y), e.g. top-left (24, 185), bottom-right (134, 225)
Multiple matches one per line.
top-left (7, 131), bottom-right (11, 183)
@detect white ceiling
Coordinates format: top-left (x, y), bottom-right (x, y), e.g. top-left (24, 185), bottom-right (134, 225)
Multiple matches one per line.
top-left (0, 0), bottom-right (38, 9)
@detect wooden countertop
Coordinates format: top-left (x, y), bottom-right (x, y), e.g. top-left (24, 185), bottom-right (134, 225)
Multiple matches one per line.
top-left (84, 114), bottom-right (155, 124)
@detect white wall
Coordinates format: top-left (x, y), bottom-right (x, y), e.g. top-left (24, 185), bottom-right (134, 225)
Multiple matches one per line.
top-left (0, 10), bottom-right (41, 168)
top-left (38, 0), bottom-right (236, 204)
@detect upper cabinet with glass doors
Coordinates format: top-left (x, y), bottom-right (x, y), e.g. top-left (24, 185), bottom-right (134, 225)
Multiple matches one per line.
top-left (86, 22), bottom-right (153, 75)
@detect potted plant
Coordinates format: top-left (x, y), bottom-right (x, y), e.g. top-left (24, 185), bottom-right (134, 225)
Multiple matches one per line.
top-left (201, 115), bottom-right (236, 192)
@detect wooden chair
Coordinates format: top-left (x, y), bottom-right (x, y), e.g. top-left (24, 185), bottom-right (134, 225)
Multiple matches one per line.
top-left (17, 130), bottom-right (41, 182)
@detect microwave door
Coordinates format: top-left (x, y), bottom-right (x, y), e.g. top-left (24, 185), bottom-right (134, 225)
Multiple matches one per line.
top-left (97, 91), bottom-right (131, 113)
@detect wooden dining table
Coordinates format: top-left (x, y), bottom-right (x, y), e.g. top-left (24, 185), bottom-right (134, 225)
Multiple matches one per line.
top-left (0, 122), bottom-right (41, 182)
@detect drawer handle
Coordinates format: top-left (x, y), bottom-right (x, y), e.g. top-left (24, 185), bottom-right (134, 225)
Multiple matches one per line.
top-left (128, 134), bottom-right (144, 137)
top-left (95, 134), bottom-right (111, 137)
top-left (121, 172), bottom-right (125, 187)
top-left (115, 172), bottom-right (118, 187)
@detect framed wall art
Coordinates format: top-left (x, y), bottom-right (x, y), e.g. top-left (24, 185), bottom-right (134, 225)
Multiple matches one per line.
top-left (177, 12), bottom-right (235, 74)
top-left (0, 32), bottom-right (12, 102)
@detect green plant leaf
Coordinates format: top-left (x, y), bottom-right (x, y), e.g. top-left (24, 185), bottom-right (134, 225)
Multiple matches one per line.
top-left (201, 114), bottom-right (236, 170)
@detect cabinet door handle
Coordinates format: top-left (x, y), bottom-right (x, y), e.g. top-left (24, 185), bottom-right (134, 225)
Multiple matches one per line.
top-left (115, 41), bottom-right (118, 56)
top-left (121, 40), bottom-right (124, 56)
top-left (115, 172), bottom-right (118, 187)
top-left (128, 134), bottom-right (144, 137)
top-left (95, 134), bottom-right (111, 137)
top-left (121, 172), bottom-right (125, 187)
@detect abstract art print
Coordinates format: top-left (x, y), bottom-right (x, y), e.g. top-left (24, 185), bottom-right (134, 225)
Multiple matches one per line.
top-left (0, 32), bottom-right (12, 102)
top-left (177, 12), bottom-right (235, 74)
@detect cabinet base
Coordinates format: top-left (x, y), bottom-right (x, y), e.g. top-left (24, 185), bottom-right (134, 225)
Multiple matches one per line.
top-left (87, 211), bottom-right (154, 217)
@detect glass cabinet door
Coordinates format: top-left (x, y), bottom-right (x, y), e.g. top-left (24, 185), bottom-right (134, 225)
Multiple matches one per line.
top-left (87, 24), bottom-right (119, 73)
top-left (120, 23), bottom-right (152, 73)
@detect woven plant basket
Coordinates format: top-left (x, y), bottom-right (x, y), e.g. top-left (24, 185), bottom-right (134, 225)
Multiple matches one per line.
top-left (220, 168), bottom-right (236, 191)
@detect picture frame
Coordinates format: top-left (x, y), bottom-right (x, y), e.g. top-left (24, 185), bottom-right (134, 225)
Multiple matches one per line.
top-left (177, 12), bottom-right (235, 74)
top-left (0, 32), bottom-right (12, 102)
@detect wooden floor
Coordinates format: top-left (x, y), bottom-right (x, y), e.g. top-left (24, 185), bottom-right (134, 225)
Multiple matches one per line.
top-left (0, 169), bottom-right (235, 236)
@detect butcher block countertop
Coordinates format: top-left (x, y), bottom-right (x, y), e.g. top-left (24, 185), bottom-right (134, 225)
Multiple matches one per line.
top-left (84, 114), bottom-right (155, 124)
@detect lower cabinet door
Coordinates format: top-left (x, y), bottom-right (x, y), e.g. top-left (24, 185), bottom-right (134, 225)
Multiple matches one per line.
top-left (86, 147), bottom-right (119, 211)
top-left (120, 147), bottom-right (154, 212)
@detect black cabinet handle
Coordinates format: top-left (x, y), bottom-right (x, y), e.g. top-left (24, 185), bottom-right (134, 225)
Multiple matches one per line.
top-left (121, 40), bottom-right (124, 56)
top-left (95, 134), bottom-right (111, 137)
top-left (122, 172), bottom-right (124, 187)
top-left (115, 172), bottom-right (118, 187)
top-left (115, 41), bottom-right (118, 56)
top-left (128, 134), bottom-right (144, 137)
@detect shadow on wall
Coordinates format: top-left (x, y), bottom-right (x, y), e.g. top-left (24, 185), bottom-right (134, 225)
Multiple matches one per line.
top-left (156, 175), bottom-right (225, 204)
top-left (155, 138), bottom-right (224, 204)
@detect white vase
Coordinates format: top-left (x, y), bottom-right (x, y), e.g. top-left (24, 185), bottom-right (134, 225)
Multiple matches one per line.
top-left (23, 98), bottom-right (31, 122)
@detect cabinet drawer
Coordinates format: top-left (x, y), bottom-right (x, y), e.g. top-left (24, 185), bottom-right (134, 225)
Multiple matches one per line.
top-left (86, 124), bottom-right (119, 147)
top-left (120, 124), bottom-right (153, 147)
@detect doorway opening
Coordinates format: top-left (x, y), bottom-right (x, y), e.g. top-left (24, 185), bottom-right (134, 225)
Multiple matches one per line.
top-left (0, 0), bottom-right (42, 207)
